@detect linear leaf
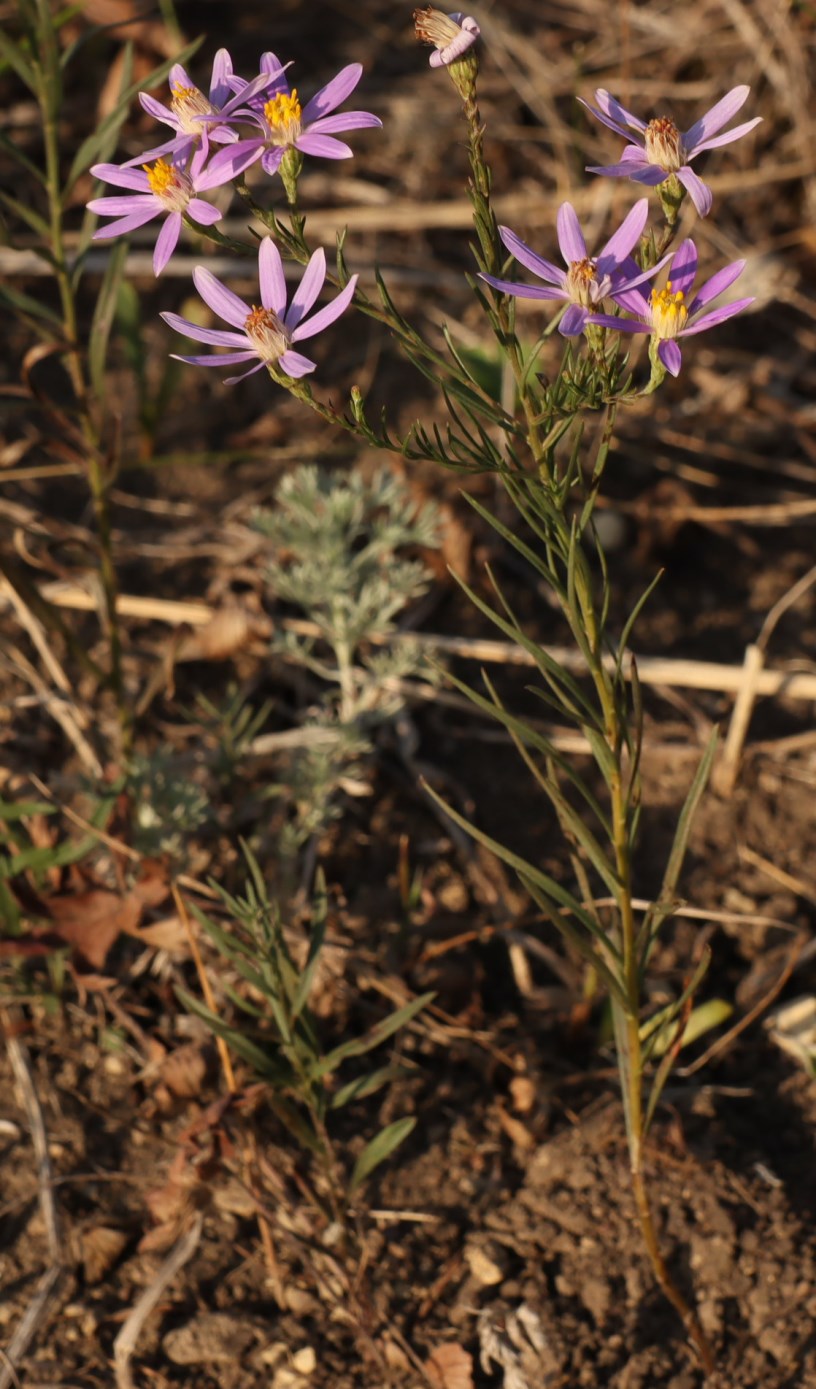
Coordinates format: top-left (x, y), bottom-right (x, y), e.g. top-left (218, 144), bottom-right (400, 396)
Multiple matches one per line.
top-left (422, 778), bottom-right (623, 964)
top-left (312, 992), bottom-right (434, 1079)
top-left (349, 1117), bottom-right (416, 1194)
top-left (0, 27), bottom-right (36, 89)
top-left (291, 869), bottom-right (329, 1019)
top-left (175, 987), bottom-right (293, 1085)
top-left (330, 1064), bottom-right (409, 1110)
top-left (89, 237), bottom-right (128, 405)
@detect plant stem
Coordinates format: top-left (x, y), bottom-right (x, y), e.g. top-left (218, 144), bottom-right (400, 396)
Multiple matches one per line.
top-left (36, 2), bottom-right (128, 749)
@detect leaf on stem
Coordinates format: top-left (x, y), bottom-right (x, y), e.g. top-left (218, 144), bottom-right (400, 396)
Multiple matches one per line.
top-left (348, 1117), bottom-right (416, 1194)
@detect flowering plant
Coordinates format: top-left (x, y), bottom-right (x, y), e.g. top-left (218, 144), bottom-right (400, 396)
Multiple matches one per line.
top-left (3, 0), bottom-right (766, 1378)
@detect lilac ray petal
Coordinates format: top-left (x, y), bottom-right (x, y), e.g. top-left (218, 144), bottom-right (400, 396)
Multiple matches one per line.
top-left (87, 194), bottom-right (155, 215)
top-left (302, 64), bottom-right (363, 124)
top-left (278, 349), bottom-right (317, 378)
top-left (193, 267), bottom-right (251, 328)
top-left (593, 89), bottom-right (647, 132)
top-left (91, 163), bottom-right (150, 191)
top-left (139, 93), bottom-right (177, 126)
top-left (658, 339), bottom-right (683, 376)
top-left (688, 259), bottom-right (745, 315)
top-left (610, 252), bottom-right (673, 295)
top-left (224, 360), bottom-right (270, 384)
top-left (620, 144), bottom-right (652, 164)
top-left (291, 275), bottom-right (358, 342)
top-left (186, 199), bottom-right (222, 227)
top-left (676, 166), bottom-right (712, 218)
top-left (556, 203), bottom-right (587, 264)
top-left (666, 239), bottom-right (697, 296)
top-left (577, 93), bottom-right (644, 142)
top-left (259, 237), bottom-right (288, 316)
top-left (171, 63), bottom-right (191, 87)
top-left (209, 49), bottom-right (233, 104)
top-left (559, 303), bottom-right (589, 336)
top-left (691, 117), bottom-right (762, 156)
top-left (172, 350), bottom-right (258, 368)
top-left (261, 148), bottom-right (286, 176)
top-left (597, 198), bottom-right (649, 270)
top-left (479, 273), bottom-right (566, 301)
top-left (683, 86), bottom-right (749, 150)
top-left (160, 313), bottom-right (250, 347)
top-left (681, 297), bottom-right (755, 334)
top-left (285, 249), bottom-right (327, 331)
top-left (586, 312), bottom-right (650, 333)
top-left (586, 159), bottom-right (661, 182)
top-left (122, 137), bottom-right (187, 167)
top-left (295, 133), bottom-right (354, 159)
top-left (610, 285), bottom-right (651, 314)
top-left (91, 208), bottom-right (159, 238)
top-left (498, 227), bottom-right (565, 286)
top-left (154, 212), bottom-right (182, 275)
top-left (229, 64), bottom-right (289, 109)
top-left (200, 139), bottom-right (263, 184)
top-left (306, 111), bottom-right (383, 135)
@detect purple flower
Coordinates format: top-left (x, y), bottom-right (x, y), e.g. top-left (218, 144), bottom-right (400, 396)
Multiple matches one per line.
top-left (580, 86), bottom-right (762, 218)
top-left (160, 236), bottom-right (358, 384)
top-left (88, 144), bottom-right (236, 275)
top-left (586, 239), bottom-right (755, 376)
top-left (124, 49), bottom-right (289, 166)
top-left (413, 9), bottom-right (480, 67)
top-left (205, 58), bottom-right (382, 180)
top-left (480, 199), bottom-right (670, 337)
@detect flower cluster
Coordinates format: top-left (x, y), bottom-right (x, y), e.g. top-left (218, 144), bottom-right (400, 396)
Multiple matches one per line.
top-left (88, 47), bottom-right (381, 276)
top-left (85, 28), bottom-right (761, 393)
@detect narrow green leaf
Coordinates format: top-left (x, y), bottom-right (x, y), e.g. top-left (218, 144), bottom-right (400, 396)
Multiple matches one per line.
top-left (89, 237), bottom-right (128, 405)
top-left (640, 728), bottom-right (719, 958)
top-left (349, 1117), bottom-right (416, 1194)
top-left (0, 27), bottom-right (36, 89)
top-left (422, 779), bottom-right (622, 964)
top-left (617, 571), bottom-right (663, 676)
top-left (0, 800), bottom-right (56, 822)
top-left (5, 834), bottom-right (96, 877)
top-left (329, 1063), bottom-right (409, 1110)
top-left (175, 987), bottom-right (293, 1085)
top-left (0, 282), bottom-right (63, 328)
top-left (0, 190), bottom-right (50, 238)
top-left (312, 992), bottom-right (434, 1079)
top-left (0, 130), bottom-right (46, 185)
top-left (291, 870), bottom-right (329, 1019)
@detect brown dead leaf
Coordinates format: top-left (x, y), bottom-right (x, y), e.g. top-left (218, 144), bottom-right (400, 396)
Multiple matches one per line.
top-left (159, 1043), bottom-right (212, 1099)
top-left (80, 1225), bottom-right (128, 1283)
top-left (46, 888), bottom-right (142, 969)
top-left (175, 607), bottom-right (272, 664)
top-left (425, 1343), bottom-right (475, 1389)
top-left (132, 913), bottom-right (189, 954)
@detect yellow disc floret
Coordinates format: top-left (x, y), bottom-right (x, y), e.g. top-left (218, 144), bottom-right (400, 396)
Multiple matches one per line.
top-left (263, 90), bottom-right (303, 146)
top-left (650, 282), bottom-right (689, 338)
top-left (170, 83), bottom-right (214, 135)
top-left (144, 158), bottom-right (192, 210)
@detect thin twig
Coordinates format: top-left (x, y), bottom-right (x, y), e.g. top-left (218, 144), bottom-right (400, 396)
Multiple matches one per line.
top-left (113, 1214), bottom-right (203, 1389)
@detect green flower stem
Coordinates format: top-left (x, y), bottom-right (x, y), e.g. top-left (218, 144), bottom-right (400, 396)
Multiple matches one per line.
top-left (35, 0), bottom-right (127, 747)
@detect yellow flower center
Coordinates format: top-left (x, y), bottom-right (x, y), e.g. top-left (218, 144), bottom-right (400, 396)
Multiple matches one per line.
top-left (566, 257), bottom-right (599, 307)
top-left (144, 158), bottom-right (192, 210)
top-left (644, 116), bottom-right (684, 171)
top-left (263, 90), bottom-right (303, 146)
top-left (244, 305), bottom-right (291, 361)
top-left (650, 282), bottom-right (689, 338)
top-left (170, 83), bottom-right (214, 136)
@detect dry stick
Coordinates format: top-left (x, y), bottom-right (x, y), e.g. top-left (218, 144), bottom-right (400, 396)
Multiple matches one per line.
top-left (169, 882), bottom-right (284, 1306)
top-left (113, 1214), bottom-right (203, 1389)
top-left (715, 562), bottom-right (816, 794)
top-left (12, 582), bottom-right (816, 702)
top-left (0, 1023), bottom-right (68, 1389)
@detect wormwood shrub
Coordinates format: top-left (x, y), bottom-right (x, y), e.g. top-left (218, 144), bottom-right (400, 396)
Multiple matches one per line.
top-left (2, 1), bottom-right (769, 1374)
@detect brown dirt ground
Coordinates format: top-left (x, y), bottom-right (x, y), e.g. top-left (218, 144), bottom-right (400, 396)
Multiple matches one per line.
top-left (2, 1), bottom-right (816, 1386)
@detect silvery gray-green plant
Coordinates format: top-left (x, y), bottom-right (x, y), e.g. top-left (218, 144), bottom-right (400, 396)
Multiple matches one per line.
top-left (254, 465), bottom-right (440, 855)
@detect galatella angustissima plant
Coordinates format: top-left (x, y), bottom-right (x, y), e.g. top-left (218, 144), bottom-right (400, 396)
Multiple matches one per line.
top-left (8, 1), bottom-right (766, 1373)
